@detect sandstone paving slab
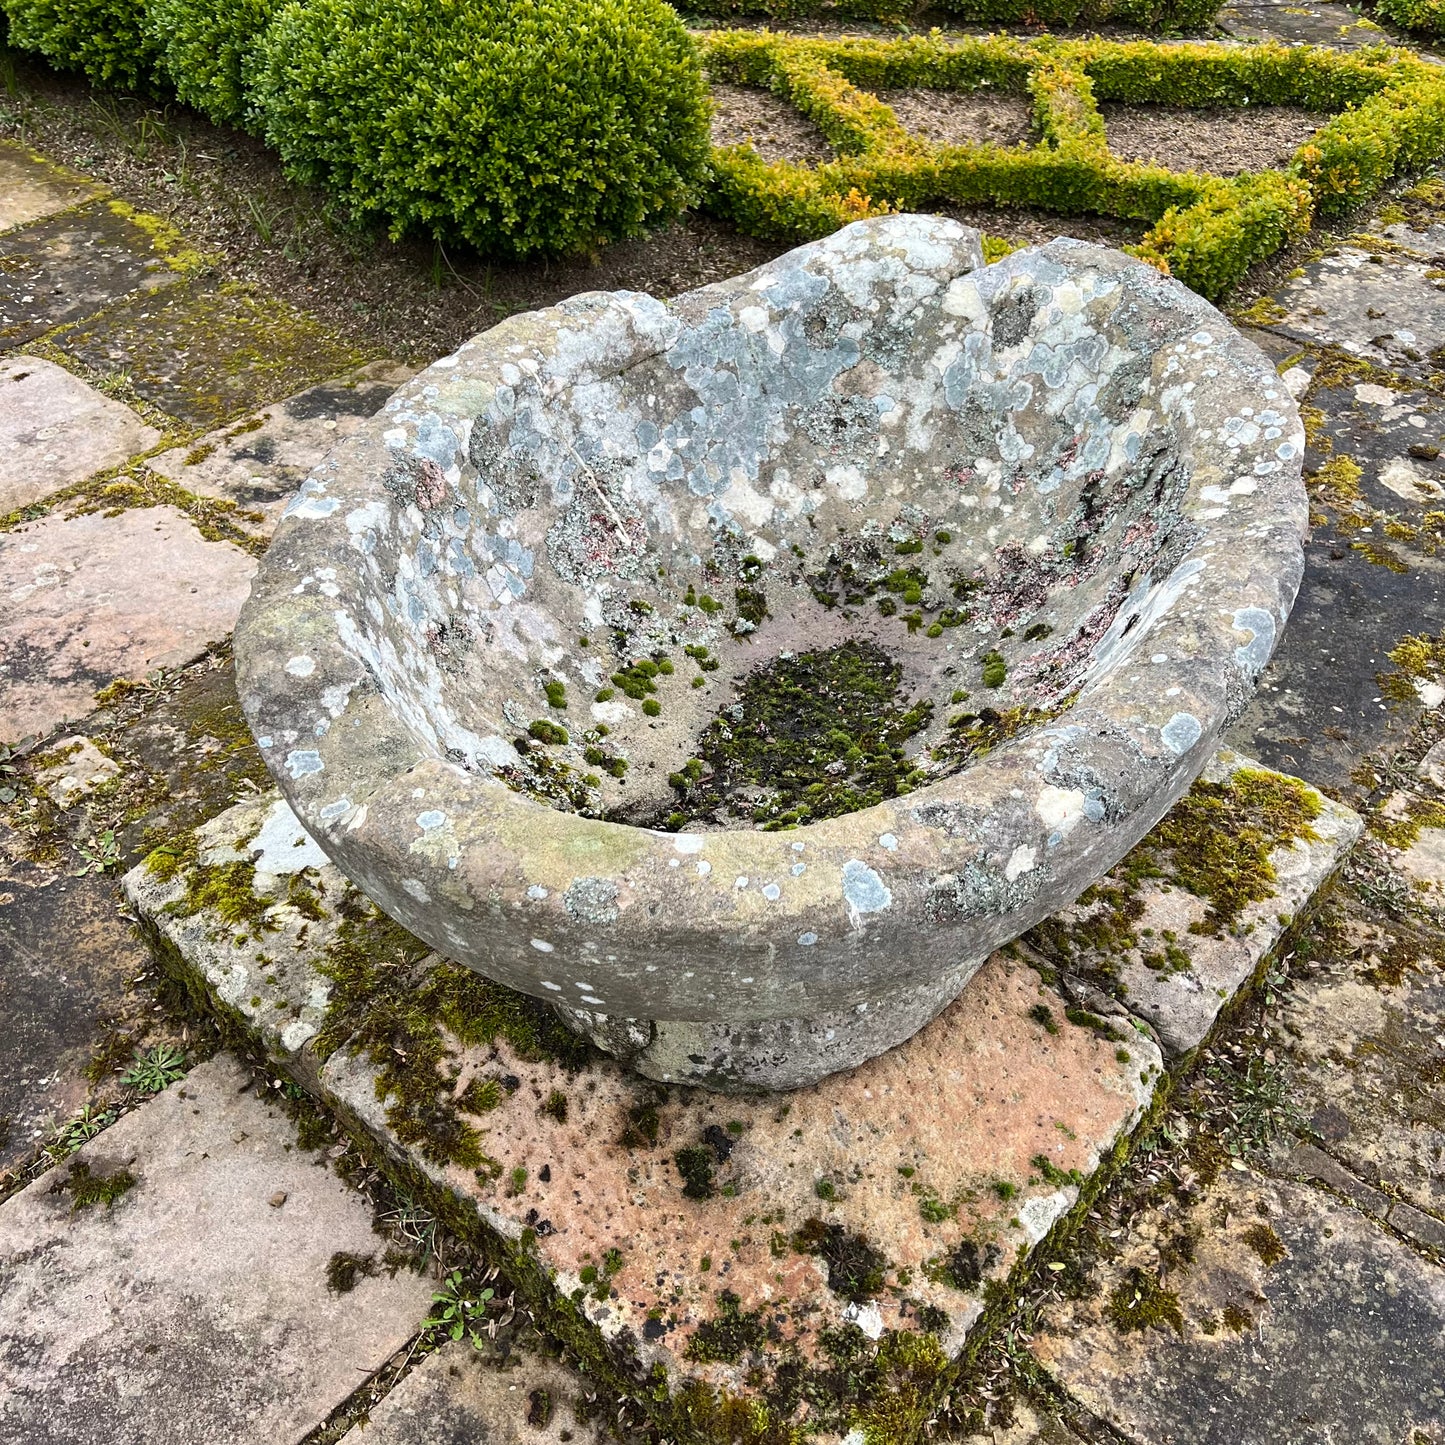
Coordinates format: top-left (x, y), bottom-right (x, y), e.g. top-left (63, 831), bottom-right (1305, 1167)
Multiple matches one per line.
top-left (0, 141), bottom-right (105, 235)
top-left (337, 1341), bottom-right (606, 1445)
top-left (1032, 1173), bottom-right (1445, 1444)
top-left (48, 276), bottom-right (371, 430)
top-left (0, 199), bottom-right (182, 351)
top-left (0, 834), bottom-right (153, 1178)
top-left (0, 1053), bottom-right (433, 1445)
top-left (1268, 245), bottom-right (1445, 381)
top-left (0, 505), bottom-right (257, 744)
top-left (1027, 751), bottom-right (1362, 1058)
top-left (123, 749), bottom-right (1357, 1428)
top-left (0, 355), bottom-right (161, 514)
top-left (149, 360), bottom-right (415, 537)
top-left (1279, 906), bottom-right (1445, 1220)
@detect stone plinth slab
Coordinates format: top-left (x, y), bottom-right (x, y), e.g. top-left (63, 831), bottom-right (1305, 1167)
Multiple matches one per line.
top-left (0, 506), bottom-right (257, 743)
top-left (338, 1342), bottom-right (605, 1445)
top-left (1027, 751), bottom-right (1361, 1057)
top-left (0, 356), bottom-right (161, 514)
top-left (0, 201), bottom-right (181, 351)
top-left (0, 141), bottom-right (105, 235)
top-left (0, 1054), bottom-right (432, 1445)
top-left (149, 361), bottom-right (414, 537)
top-left (1032, 1174), bottom-right (1445, 1443)
top-left (125, 784), bottom-right (1162, 1399)
top-left (124, 753), bottom-right (1358, 1431)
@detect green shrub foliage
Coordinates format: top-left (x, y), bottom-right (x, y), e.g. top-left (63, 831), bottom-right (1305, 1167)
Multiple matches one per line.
top-left (2, 0), bottom-right (162, 91)
top-left (687, 0), bottom-right (1218, 31)
top-left (250, 0), bottom-right (712, 258)
top-left (703, 32), bottom-right (1445, 299)
top-left (146, 0), bottom-right (276, 126)
top-left (1372, 0), bottom-right (1445, 34)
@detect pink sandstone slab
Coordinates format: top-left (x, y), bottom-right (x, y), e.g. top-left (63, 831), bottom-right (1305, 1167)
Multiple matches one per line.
top-left (0, 1053), bottom-right (432, 1445)
top-left (0, 505), bottom-right (257, 743)
top-left (0, 356), bottom-right (161, 513)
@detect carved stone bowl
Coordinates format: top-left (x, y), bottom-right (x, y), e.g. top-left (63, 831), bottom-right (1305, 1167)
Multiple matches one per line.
top-left (235, 215), bottom-right (1306, 1091)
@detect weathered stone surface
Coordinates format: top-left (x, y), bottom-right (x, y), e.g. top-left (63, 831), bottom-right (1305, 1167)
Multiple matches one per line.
top-left (0, 838), bottom-right (152, 1177)
top-left (234, 215), bottom-right (1307, 1089)
top-left (1032, 1174), bottom-right (1445, 1443)
top-left (1029, 750), bottom-right (1361, 1057)
top-left (1281, 910), bottom-right (1445, 1218)
top-left (1270, 246), bottom-right (1445, 382)
top-left (149, 361), bottom-right (415, 537)
top-left (0, 356), bottom-right (161, 514)
top-left (0, 506), bottom-right (257, 743)
top-left (0, 200), bottom-right (181, 351)
top-left (0, 141), bottom-right (105, 235)
top-left (337, 1343), bottom-right (605, 1445)
top-left (0, 1054), bottom-right (431, 1445)
top-left (32, 735), bottom-right (120, 808)
top-left (50, 277), bottom-right (369, 430)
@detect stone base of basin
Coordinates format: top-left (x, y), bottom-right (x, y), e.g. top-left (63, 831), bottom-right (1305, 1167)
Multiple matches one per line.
top-left (552, 964), bottom-right (980, 1094)
top-left (121, 753), bottom-right (1357, 1438)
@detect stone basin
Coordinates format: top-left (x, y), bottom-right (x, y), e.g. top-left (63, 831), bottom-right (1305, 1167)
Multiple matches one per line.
top-left (234, 215), bottom-right (1307, 1092)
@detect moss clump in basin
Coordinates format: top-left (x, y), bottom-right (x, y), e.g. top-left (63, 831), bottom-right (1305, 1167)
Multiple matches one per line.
top-left (664, 641), bottom-right (933, 830)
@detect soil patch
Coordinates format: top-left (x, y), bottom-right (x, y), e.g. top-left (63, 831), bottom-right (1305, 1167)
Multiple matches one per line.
top-left (941, 204), bottom-right (1147, 252)
top-left (710, 82), bottom-right (835, 165)
top-left (1101, 104), bottom-right (1325, 176)
top-left (877, 88), bottom-right (1033, 148)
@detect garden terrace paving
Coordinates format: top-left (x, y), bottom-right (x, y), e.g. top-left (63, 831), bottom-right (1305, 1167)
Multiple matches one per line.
top-left (3, 71), bottom-right (1445, 1441)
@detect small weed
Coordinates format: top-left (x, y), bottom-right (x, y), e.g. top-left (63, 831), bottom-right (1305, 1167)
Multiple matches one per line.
top-left (425, 1267), bottom-right (512, 1348)
top-left (121, 1044), bottom-right (188, 1094)
top-left (73, 829), bottom-right (121, 876)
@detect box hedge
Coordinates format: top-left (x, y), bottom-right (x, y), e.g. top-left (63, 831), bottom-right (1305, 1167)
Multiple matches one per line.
top-left (703, 31), bottom-right (1445, 299)
top-left (2, 0), bottom-right (161, 91)
top-left (145, 0), bottom-right (276, 127)
top-left (249, 0), bottom-right (712, 259)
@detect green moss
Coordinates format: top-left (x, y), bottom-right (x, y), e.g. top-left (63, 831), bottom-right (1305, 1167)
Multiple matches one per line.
top-left (314, 895), bottom-right (592, 1169)
top-left (59, 1160), bottom-right (136, 1212)
top-left (980, 650), bottom-right (1007, 688)
top-left (674, 1144), bottom-right (716, 1200)
top-left (686, 1288), bottom-right (769, 1363)
top-left (1105, 1266), bottom-right (1184, 1335)
top-left (665, 640), bottom-right (931, 830)
top-left (544, 680), bottom-right (568, 709)
top-left (1028, 1003), bottom-right (1059, 1035)
top-left (1240, 1221), bottom-right (1287, 1266)
top-left (542, 1089), bottom-right (568, 1124)
top-left (325, 1250), bottom-right (378, 1293)
top-left (852, 1332), bottom-right (948, 1445)
top-left (1031, 1153), bottom-right (1085, 1188)
top-left (527, 719), bottom-right (569, 746)
top-left (792, 1218), bottom-right (887, 1303)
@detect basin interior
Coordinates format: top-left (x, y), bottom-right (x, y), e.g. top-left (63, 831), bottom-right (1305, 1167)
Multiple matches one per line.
top-left (374, 267), bottom-right (1199, 834)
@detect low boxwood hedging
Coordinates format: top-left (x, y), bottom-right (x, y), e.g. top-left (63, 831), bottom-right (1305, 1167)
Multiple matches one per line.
top-left (249, 0), bottom-right (712, 258)
top-left (703, 31), bottom-right (1445, 298)
top-left (3, 0), bottom-right (162, 92)
top-left (0, 0), bottom-right (713, 260)
top-left (145, 0), bottom-right (276, 127)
